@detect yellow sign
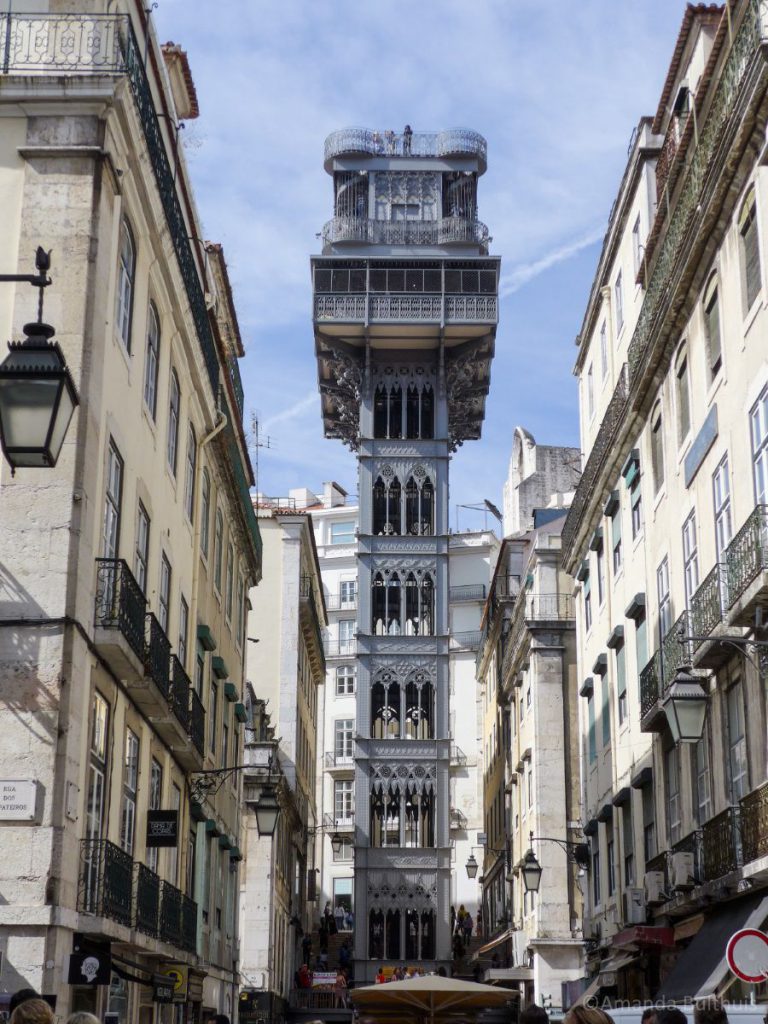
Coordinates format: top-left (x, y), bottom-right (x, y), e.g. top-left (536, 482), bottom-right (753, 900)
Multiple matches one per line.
top-left (159, 964), bottom-right (188, 1003)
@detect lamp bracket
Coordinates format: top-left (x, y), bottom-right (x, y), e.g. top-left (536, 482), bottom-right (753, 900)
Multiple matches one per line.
top-left (189, 752), bottom-right (279, 804)
top-left (677, 628), bottom-right (768, 677)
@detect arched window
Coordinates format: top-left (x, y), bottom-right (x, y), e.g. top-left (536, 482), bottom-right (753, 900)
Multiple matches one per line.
top-left (143, 302), bottom-right (160, 417)
top-left (372, 571), bottom-right (401, 634)
top-left (386, 909), bottom-right (401, 960)
top-left (421, 910), bottom-right (436, 959)
top-left (370, 783), bottom-right (401, 847)
top-left (372, 474), bottom-right (401, 535)
top-left (369, 909), bottom-right (385, 960)
top-left (214, 510), bottom-right (224, 592)
top-left (184, 423), bottom-right (197, 522)
top-left (405, 383), bottom-right (434, 439)
top-left (405, 474), bottom-right (434, 535)
top-left (650, 401), bottom-right (664, 495)
top-left (405, 909), bottom-right (420, 960)
top-left (371, 676), bottom-right (401, 738)
top-left (167, 370), bottom-right (180, 474)
top-left (405, 676), bottom-right (434, 739)
top-left (421, 384), bottom-right (434, 438)
top-left (200, 470), bottom-right (211, 558)
top-left (703, 272), bottom-right (722, 381)
top-left (225, 542), bottom-right (235, 621)
top-left (373, 384), bottom-right (403, 438)
top-left (116, 218), bottom-right (136, 351)
top-left (404, 571), bottom-right (434, 635)
top-left (739, 187), bottom-right (761, 312)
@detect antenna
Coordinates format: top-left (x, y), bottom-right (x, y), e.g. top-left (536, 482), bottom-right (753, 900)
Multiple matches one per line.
top-left (249, 412), bottom-right (275, 498)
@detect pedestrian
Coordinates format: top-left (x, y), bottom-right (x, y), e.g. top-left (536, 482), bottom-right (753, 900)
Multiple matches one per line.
top-left (297, 963), bottom-right (312, 989)
top-left (450, 904), bottom-right (456, 934)
top-left (658, 1011), bottom-right (688, 1024)
top-left (317, 950), bottom-right (329, 971)
top-left (8, 992), bottom-right (39, 1016)
top-left (520, 1006), bottom-right (550, 1024)
top-left (319, 916), bottom-right (328, 952)
top-left (375, 966), bottom-right (386, 984)
top-left (403, 124), bottom-right (413, 155)
top-left (385, 130), bottom-right (395, 155)
top-left (301, 932), bottom-right (312, 963)
top-left (563, 1008), bottom-right (616, 1024)
top-left (462, 911), bottom-right (473, 942)
top-left (334, 902), bottom-right (345, 932)
top-left (694, 1002), bottom-right (729, 1024)
top-left (65, 1015), bottom-right (101, 1024)
top-left (334, 969), bottom-right (348, 1008)
top-left (339, 939), bottom-right (351, 970)
top-left (641, 1010), bottom-right (658, 1024)
top-left (9, 1000), bottom-right (54, 1024)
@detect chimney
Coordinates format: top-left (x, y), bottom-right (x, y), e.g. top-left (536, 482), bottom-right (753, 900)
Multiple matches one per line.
top-left (323, 481), bottom-right (347, 508)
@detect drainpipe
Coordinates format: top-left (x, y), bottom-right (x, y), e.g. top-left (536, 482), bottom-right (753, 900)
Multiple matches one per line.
top-left (189, 408), bottom-right (228, 655)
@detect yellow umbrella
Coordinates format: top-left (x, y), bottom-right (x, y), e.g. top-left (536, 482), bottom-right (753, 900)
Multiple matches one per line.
top-left (351, 974), bottom-right (514, 1023)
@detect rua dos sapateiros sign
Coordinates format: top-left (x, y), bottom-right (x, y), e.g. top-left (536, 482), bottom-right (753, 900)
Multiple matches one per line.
top-left (146, 810), bottom-right (179, 848)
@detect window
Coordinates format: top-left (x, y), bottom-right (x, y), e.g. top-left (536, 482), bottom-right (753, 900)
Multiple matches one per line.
top-left (642, 783), bottom-right (655, 863)
top-left (184, 424), bottom-right (197, 522)
top-left (334, 780), bottom-right (354, 824)
top-left (330, 521), bottom-right (355, 545)
top-left (147, 757), bottom-right (163, 871)
top-left (103, 440), bottom-right (123, 559)
top-left (527, 765), bottom-right (533, 808)
top-left (85, 693), bottom-right (109, 843)
top-left (339, 579), bottom-right (357, 606)
top-left (691, 725), bottom-right (712, 826)
top-left (712, 456), bottom-right (732, 561)
top-left (210, 680), bottom-right (218, 754)
top-left (178, 595), bottom-right (189, 670)
top-left (726, 678), bottom-right (748, 802)
top-left (200, 470), bottom-right (211, 559)
top-left (682, 511), bottom-right (699, 609)
top-left (622, 802), bottom-right (634, 885)
top-left (703, 274), bottom-right (722, 379)
top-left (675, 349), bottom-right (691, 445)
top-left (236, 575), bottom-right (245, 648)
top-left (338, 619), bottom-right (356, 655)
top-left (583, 572), bottom-right (592, 633)
top-left (607, 829), bottom-right (616, 897)
top-left (630, 468), bottom-right (643, 539)
top-left (116, 219), bottom-right (136, 351)
top-left (135, 501), bottom-right (150, 593)
top-left (120, 728), bottom-right (139, 854)
top-left (614, 271), bottom-right (624, 332)
top-left (159, 554), bottom-right (172, 634)
top-left (601, 673), bottom-right (611, 748)
top-left (222, 721), bottom-right (229, 769)
top-left (665, 745), bottom-right (681, 845)
top-left (739, 187), bottom-right (761, 311)
top-left (333, 838), bottom-right (353, 861)
top-left (587, 364), bottom-right (594, 419)
top-left (334, 719), bottom-right (354, 762)
top-left (596, 543), bottom-right (605, 605)
top-left (616, 642), bottom-right (627, 726)
top-left (635, 610), bottom-right (648, 677)
top-left (214, 511), bottom-right (224, 592)
top-left (611, 503), bottom-right (622, 574)
top-left (143, 302), bottom-right (160, 416)
top-left (168, 784), bottom-right (181, 884)
top-left (167, 371), bottom-right (180, 475)
top-left (587, 694), bottom-right (596, 765)
top-left (592, 843), bottom-right (601, 906)
top-left (632, 215), bottom-right (642, 277)
top-left (225, 543), bottom-right (234, 622)
top-left (750, 385), bottom-right (768, 504)
top-left (336, 665), bottom-right (355, 695)
top-left (650, 403), bottom-right (664, 494)
top-left (600, 322), bottom-right (608, 380)
top-left (657, 557), bottom-right (671, 639)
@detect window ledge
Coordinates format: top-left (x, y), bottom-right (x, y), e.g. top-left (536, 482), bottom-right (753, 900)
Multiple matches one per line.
top-left (742, 295), bottom-right (763, 336)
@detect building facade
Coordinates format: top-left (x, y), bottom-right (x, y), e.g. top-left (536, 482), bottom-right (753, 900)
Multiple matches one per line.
top-left (563, 1), bottom-right (768, 1003)
top-left (476, 429), bottom-right (582, 1010)
top-left (0, 6), bottom-right (261, 1022)
top-left (312, 126), bottom-right (500, 980)
top-left (240, 504), bottom-right (326, 1023)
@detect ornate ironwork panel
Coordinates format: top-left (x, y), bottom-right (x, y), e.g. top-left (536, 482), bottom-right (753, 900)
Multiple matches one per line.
top-left (180, 891), bottom-right (198, 953)
top-left (144, 612), bottom-right (171, 699)
top-left (135, 862), bottom-right (160, 937)
top-left (159, 879), bottom-right (183, 947)
top-left (79, 838), bottom-right (133, 927)
top-left (324, 127), bottom-right (487, 166)
top-left (639, 650), bottom-right (661, 720)
top-left (725, 504), bottom-right (768, 607)
top-left (169, 656), bottom-right (191, 732)
top-left (189, 688), bottom-right (205, 755)
top-left (740, 780), bottom-right (768, 864)
top-left (661, 611), bottom-right (690, 687)
top-left (94, 558), bottom-right (147, 662)
top-left (702, 805), bottom-right (742, 880)
top-left (0, 13), bottom-right (127, 73)
top-left (690, 564), bottom-right (727, 649)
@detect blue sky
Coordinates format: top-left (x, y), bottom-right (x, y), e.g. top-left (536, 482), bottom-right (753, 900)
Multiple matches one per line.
top-left (155, 0), bottom-right (685, 529)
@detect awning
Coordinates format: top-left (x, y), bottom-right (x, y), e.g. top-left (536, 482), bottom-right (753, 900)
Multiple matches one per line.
top-left (485, 966), bottom-right (533, 985)
top-left (656, 892), bottom-right (768, 1000)
top-left (475, 928), bottom-right (514, 957)
top-left (571, 975), bottom-right (601, 1007)
top-left (612, 925), bottom-right (674, 948)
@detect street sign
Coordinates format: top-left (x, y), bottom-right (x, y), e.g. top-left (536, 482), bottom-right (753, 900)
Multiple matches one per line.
top-left (726, 928), bottom-right (768, 983)
top-left (146, 809), bottom-right (179, 847)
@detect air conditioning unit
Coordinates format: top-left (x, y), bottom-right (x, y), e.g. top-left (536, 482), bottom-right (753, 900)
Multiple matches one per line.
top-left (670, 851), bottom-right (695, 890)
top-left (644, 870), bottom-right (666, 904)
top-left (623, 887), bottom-right (646, 924)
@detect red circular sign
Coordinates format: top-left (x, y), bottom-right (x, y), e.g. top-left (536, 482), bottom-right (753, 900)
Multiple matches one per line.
top-left (726, 929), bottom-right (768, 984)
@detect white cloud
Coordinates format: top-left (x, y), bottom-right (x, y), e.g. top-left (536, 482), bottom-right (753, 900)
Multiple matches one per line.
top-left (499, 226), bottom-right (606, 297)
top-left (260, 390), bottom-right (318, 433)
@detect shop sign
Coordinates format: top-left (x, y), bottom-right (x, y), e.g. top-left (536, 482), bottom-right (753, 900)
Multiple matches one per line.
top-left (0, 780), bottom-right (38, 821)
top-left (67, 951), bottom-right (112, 986)
top-left (311, 971), bottom-right (336, 988)
top-left (159, 964), bottom-right (188, 1002)
top-left (726, 928), bottom-right (768, 983)
top-left (153, 974), bottom-right (175, 1004)
top-left (146, 810), bottom-right (179, 848)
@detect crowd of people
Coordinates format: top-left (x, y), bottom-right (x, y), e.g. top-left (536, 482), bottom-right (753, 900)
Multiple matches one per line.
top-left (2, 990), bottom-right (104, 1024)
top-left (450, 902), bottom-right (475, 960)
top-left (521, 998), bottom-right (737, 1024)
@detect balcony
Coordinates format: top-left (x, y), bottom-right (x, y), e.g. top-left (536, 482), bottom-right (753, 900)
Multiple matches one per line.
top-left (189, 689), bottom-right (205, 756)
top-left (324, 638), bottom-right (357, 658)
top-left (144, 612), bottom-right (171, 699)
top-left (639, 650), bottom-right (664, 730)
top-left (725, 504), bottom-right (768, 625)
top-left (169, 656), bottom-right (191, 732)
top-left (93, 558), bottom-right (147, 676)
top-left (689, 564), bottom-right (730, 668)
top-left (493, 575), bottom-right (521, 601)
top-left (661, 611), bottom-right (690, 687)
top-left (325, 591), bottom-right (358, 612)
top-left (300, 576), bottom-right (327, 677)
top-left (78, 839), bottom-right (133, 928)
top-left (313, 291), bottom-right (498, 327)
top-left (450, 807), bottom-right (468, 830)
top-left (158, 880), bottom-right (197, 953)
top-left (450, 629), bottom-right (483, 651)
top-left (323, 127), bottom-right (488, 172)
top-left (450, 743), bottom-right (467, 767)
top-left (324, 751), bottom-right (355, 773)
top-left (702, 806), bottom-right (742, 881)
top-left (449, 583), bottom-right (487, 603)
top-left (324, 812), bottom-right (354, 832)
top-left (322, 215), bottom-right (489, 253)
top-left (740, 780), bottom-right (768, 865)
top-left (135, 862), bottom-right (161, 938)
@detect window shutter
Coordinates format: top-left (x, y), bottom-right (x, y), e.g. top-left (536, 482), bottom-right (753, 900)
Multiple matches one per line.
top-left (744, 212), bottom-right (761, 308)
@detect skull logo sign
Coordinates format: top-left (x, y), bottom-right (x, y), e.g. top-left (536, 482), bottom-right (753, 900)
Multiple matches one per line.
top-left (80, 956), bottom-right (100, 983)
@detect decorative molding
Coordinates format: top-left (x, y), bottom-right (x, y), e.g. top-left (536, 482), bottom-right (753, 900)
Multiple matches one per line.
top-left (368, 741), bottom-right (437, 759)
top-left (319, 342), bottom-right (363, 451)
top-left (366, 849), bottom-right (440, 870)
top-left (362, 636), bottom-right (441, 655)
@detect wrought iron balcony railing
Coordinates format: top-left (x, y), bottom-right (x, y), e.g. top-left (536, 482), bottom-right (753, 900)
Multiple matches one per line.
top-left (639, 650), bottom-right (662, 721)
top-left (0, 12), bottom-right (127, 73)
top-left (450, 743), bottom-right (467, 766)
top-left (322, 215), bottom-right (489, 250)
top-left (740, 779), bottom-right (768, 865)
top-left (134, 862), bottom-right (161, 937)
top-left (493, 575), bottom-right (521, 601)
top-left (450, 629), bottom-right (483, 650)
top-left (79, 838), bottom-right (133, 927)
top-left (169, 656), bottom-right (191, 732)
top-left (725, 504), bottom-right (768, 609)
top-left (324, 127), bottom-right (488, 169)
top-left (314, 292), bottom-right (498, 325)
top-left (450, 807), bottom-right (468, 829)
top-left (181, 890), bottom-right (198, 954)
top-left (661, 611), bottom-right (690, 687)
top-left (94, 558), bottom-right (147, 663)
top-left (689, 563), bottom-right (728, 650)
top-left (324, 751), bottom-right (354, 769)
top-left (325, 591), bottom-right (358, 611)
top-left (323, 812), bottom-right (354, 830)
top-left (159, 880), bottom-right (197, 952)
top-left (449, 583), bottom-right (487, 603)
top-left (702, 805), bottom-right (742, 881)
top-left (323, 638), bottom-right (357, 658)
top-left (144, 612), bottom-right (171, 699)
top-left (189, 688), bottom-right (205, 755)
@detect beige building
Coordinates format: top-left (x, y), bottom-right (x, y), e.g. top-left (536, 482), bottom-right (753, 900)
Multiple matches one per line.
top-left (563, 1), bottom-right (768, 1004)
top-left (0, 6), bottom-right (261, 1023)
top-left (476, 429), bottom-right (582, 1011)
top-left (240, 503), bottom-right (326, 1024)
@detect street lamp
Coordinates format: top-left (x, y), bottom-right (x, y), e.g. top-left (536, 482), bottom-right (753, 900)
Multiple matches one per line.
top-left (522, 832), bottom-right (590, 892)
top-left (663, 666), bottom-right (709, 743)
top-left (521, 848), bottom-right (543, 893)
top-left (254, 785), bottom-right (281, 837)
top-left (466, 853), bottom-right (479, 879)
top-left (0, 248), bottom-right (78, 472)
